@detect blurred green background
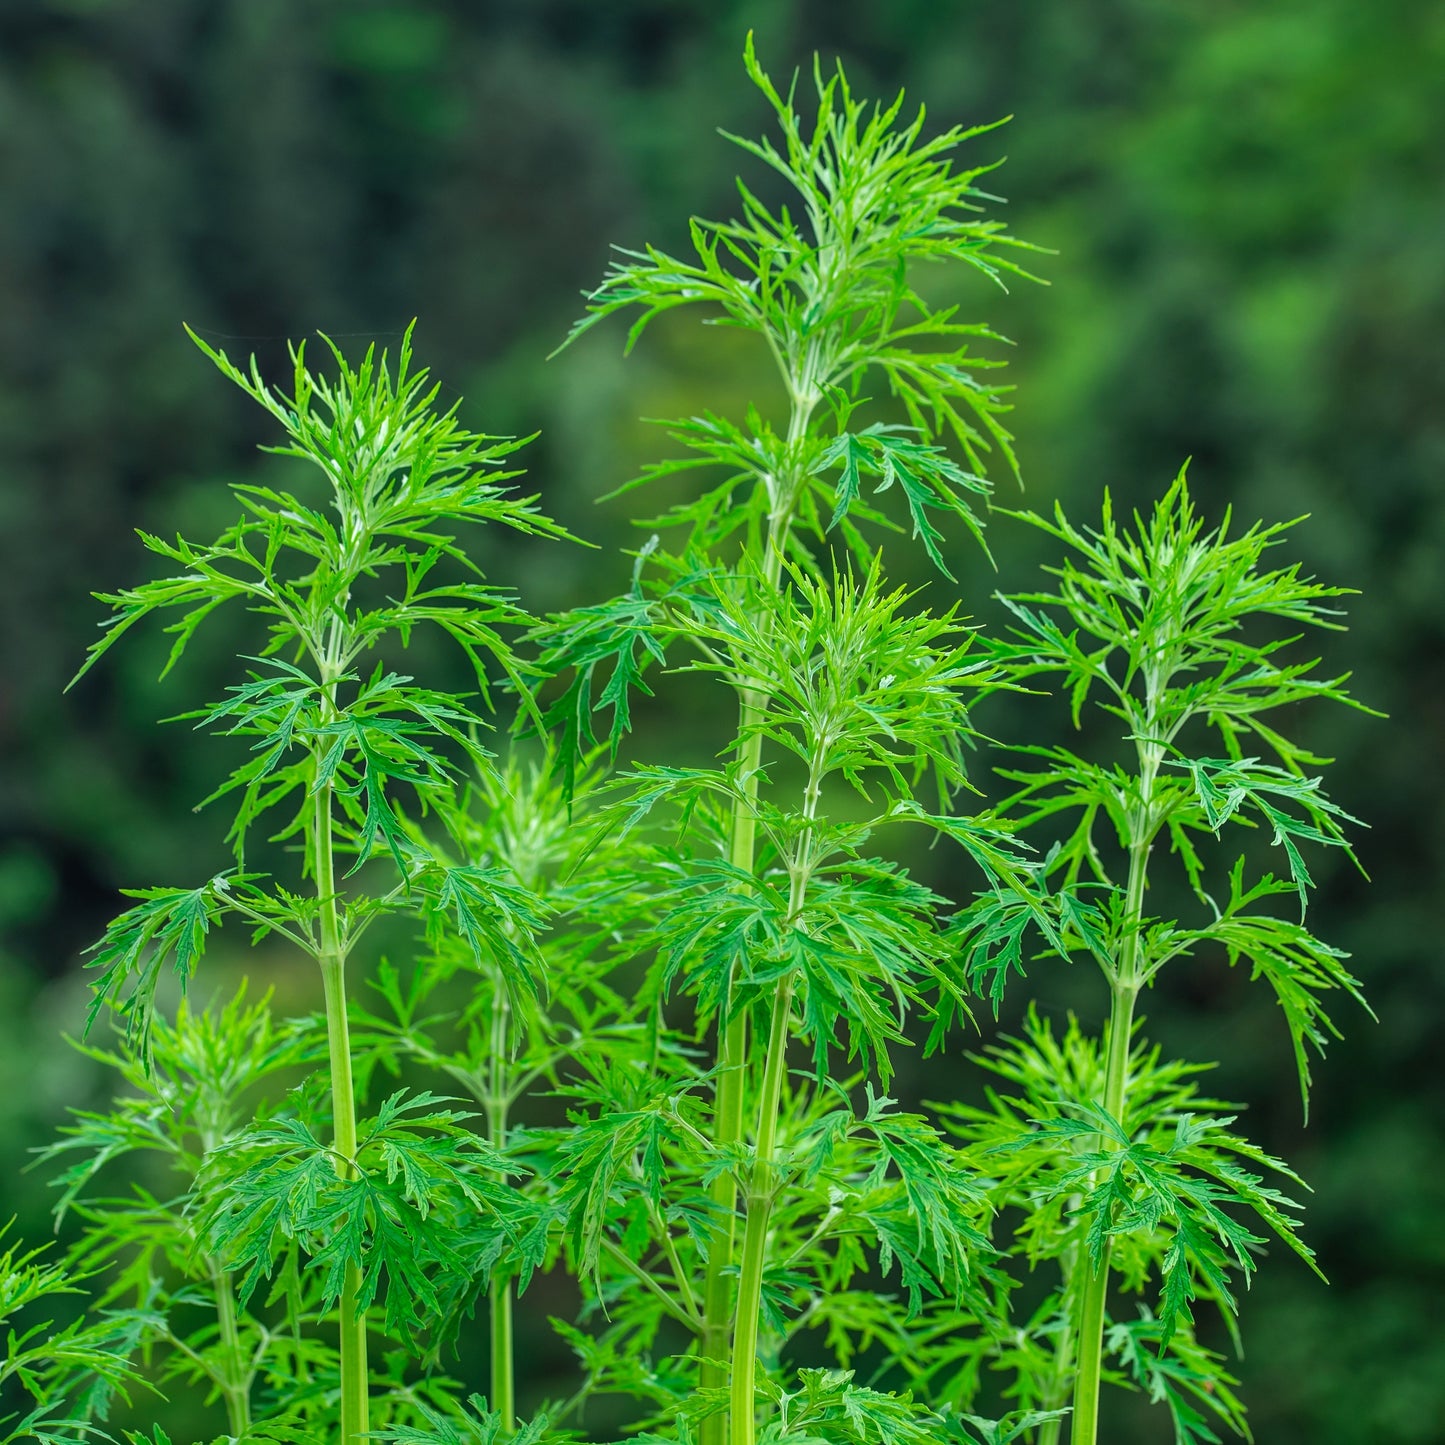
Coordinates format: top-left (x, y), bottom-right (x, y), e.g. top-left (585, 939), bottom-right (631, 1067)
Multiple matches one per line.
top-left (1, 1), bottom-right (1442, 1440)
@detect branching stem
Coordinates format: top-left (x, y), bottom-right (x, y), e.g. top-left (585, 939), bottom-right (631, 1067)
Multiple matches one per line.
top-left (1068, 723), bottom-right (1160, 1445)
top-left (312, 713), bottom-right (369, 1445)
top-left (699, 371), bottom-right (817, 1443)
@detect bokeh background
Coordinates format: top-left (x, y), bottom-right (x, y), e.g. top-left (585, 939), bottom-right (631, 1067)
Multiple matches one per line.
top-left (2, 1), bottom-right (1443, 1441)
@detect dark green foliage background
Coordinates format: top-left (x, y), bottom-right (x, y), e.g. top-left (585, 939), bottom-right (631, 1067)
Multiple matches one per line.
top-left (1, 2), bottom-right (1441, 1440)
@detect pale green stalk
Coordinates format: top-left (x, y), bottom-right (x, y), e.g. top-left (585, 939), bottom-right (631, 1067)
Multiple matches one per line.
top-left (698, 372), bottom-right (818, 1442)
top-left (313, 650), bottom-right (369, 1445)
top-left (211, 1260), bottom-right (252, 1437)
top-left (194, 1108), bottom-right (254, 1436)
top-left (1067, 725), bottom-right (1161, 1445)
top-left (1036, 1255), bottom-right (1077, 1445)
top-left (728, 977), bottom-right (794, 1445)
top-left (487, 972), bottom-right (516, 1434)
top-left (729, 748), bottom-right (823, 1445)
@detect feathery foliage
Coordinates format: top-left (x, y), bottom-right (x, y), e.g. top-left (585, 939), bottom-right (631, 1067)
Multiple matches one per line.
top-left (23, 38), bottom-right (1370, 1445)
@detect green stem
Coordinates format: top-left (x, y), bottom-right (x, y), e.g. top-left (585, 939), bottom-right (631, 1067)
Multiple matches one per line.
top-left (212, 1261), bottom-right (252, 1437)
top-left (1067, 729), bottom-right (1159, 1445)
top-left (729, 975), bottom-right (795, 1445)
top-left (487, 976), bottom-right (516, 1434)
top-left (700, 341), bottom-right (820, 1445)
top-left (1067, 978), bottom-right (1137, 1445)
top-left (603, 1239), bottom-right (702, 1330)
top-left (314, 777), bottom-right (369, 1445)
top-left (197, 1116), bottom-right (253, 1436)
top-left (699, 515), bottom-right (793, 1436)
top-left (287, 1243), bottom-right (311, 1387)
top-left (1035, 1275), bottom-right (1076, 1445)
top-left (491, 1282), bottom-right (515, 1432)
top-left (730, 748), bottom-right (820, 1445)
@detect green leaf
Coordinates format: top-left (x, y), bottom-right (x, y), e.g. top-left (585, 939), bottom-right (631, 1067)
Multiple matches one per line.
top-left (1175, 756), bottom-right (1363, 916)
top-left (1187, 859), bottom-right (1371, 1114)
top-left (82, 879), bottom-right (230, 1067)
top-left (528, 547), bottom-right (671, 793)
top-left (415, 862), bottom-right (549, 1010)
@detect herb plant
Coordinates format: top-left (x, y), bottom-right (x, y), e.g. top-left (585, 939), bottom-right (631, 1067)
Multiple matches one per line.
top-left (537, 34), bottom-right (1044, 1445)
top-left (56, 326), bottom-right (565, 1444)
top-left (934, 475), bottom-right (1371, 1442)
top-left (0, 1225), bottom-right (139, 1443)
top-left (20, 35), bottom-right (1373, 1445)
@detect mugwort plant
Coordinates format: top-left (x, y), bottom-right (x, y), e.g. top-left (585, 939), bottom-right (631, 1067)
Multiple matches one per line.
top-left (44, 326), bottom-right (567, 1444)
top-left (535, 32), bottom-right (1048, 1445)
top-left (11, 34), bottom-right (1370, 1445)
top-left (932, 477), bottom-right (1372, 1443)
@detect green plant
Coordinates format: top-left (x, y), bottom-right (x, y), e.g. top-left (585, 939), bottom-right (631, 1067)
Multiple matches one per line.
top-left (932, 475), bottom-right (1371, 1442)
top-left (25, 36), bottom-right (1373, 1445)
top-left (0, 1223), bottom-right (141, 1443)
top-left (535, 33), bottom-right (1047, 1445)
top-left (58, 325), bottom-right (566, 1443)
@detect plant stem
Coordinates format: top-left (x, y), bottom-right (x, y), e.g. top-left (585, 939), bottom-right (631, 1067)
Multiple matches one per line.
top-left (699, 514), bottom-right (792, 1437)
top-left (212, 1261), bottom-right (252, 1437)
top-left (197, 1110), bottom-right (253, 1437)
top-left (729, 975), bottom-right (795, 1445)
top-left (287, 1243), bottom-right (312, 1387)
top-left (487, 974), bottom-right (516, 1434)
top-left (730, 747), bottom-right (821, 1445)
top-left (699, 368), bottom-right (818, 1445)
top-left (314, 773), bottom-right (369, 1445)
top-left (698, 701), bottom-right (764, 1401)
top-left (1067, 728), bottom-right (1159, 1445)
top-left (491, 1280), bottom-right (515, 1431)
top-left (1067, 977), bottom-right (1137, 1445)
top-left (1035, 1269), bottom-right (1076, 1445)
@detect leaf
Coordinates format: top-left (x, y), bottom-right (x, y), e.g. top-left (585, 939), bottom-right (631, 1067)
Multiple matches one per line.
top-left (415, 862), bottom-right (550, 1009)
top-left (553, 1075), bottom-right (695, 1280)
top-left (196, 1093), bottom-right (522, 1339)
top-left (946, 889), bottom-right (1036, 1018)
top-left (1187, 859), bottom-right (1370, 1115)
top-left (370, 1397), bottom-right (552, 1445)
top-left (757, 1366), bottom-right (945, 1445)
top-left (853, 1090), bottom-right (993, 1311)
top-left (1108, 1310), bottom-right (1248, 1445)
top-left (527, 542), bottom-right (680, 794)
top-left (82, 878), bottom-right (230, 1067)
top-left (1031, 1099), bottom-right (1315, 1348)
top-left (311, 712), bottom-right (455, 875)
top-left (1175, 756), bottom-right (1363, 916)
top-left (0, 1225), bottom-right (145, 1438)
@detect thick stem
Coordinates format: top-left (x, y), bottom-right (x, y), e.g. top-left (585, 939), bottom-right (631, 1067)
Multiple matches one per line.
top-left (491, 1282), bottom-right (515, 1432)
top-left (315, 779), bottom-right (370, 1445)
top-left (729, 976), bottom-right (794, 1445)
